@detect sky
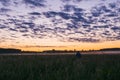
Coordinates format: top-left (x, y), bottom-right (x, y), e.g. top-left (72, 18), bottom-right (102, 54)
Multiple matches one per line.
top-left (0, 0), bottom-right (120, 51)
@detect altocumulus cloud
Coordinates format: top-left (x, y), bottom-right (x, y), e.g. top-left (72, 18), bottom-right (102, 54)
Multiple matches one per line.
top-left (0, 0), bottom-right (120, 45)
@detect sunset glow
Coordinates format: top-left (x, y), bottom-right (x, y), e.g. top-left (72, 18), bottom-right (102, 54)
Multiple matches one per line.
top-left (0, 0), bottom-right (120, 51)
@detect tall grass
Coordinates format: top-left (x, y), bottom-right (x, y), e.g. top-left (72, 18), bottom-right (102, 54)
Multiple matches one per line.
top-left (0, 54), bottom-right (120, 80)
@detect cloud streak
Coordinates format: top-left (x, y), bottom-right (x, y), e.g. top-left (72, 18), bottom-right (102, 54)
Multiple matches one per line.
top-left (24, 0), bottom-right (46, 7)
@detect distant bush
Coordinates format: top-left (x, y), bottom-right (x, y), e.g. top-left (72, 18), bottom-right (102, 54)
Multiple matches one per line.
top-left (0, 48), bottom-right (21, 53)
top-left (100, 48), bottom-right (120, 51)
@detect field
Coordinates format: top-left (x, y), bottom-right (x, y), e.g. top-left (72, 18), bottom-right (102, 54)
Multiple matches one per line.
top-left (0, 54), bottom-right (120, 80)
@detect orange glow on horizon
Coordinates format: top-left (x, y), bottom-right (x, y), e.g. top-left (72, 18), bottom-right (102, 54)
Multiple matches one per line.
top-left (0, 40), bottom-right (120, 52)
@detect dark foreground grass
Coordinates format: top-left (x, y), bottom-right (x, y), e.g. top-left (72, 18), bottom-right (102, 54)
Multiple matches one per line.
top-left (0, 54), bottom-right (120, 80)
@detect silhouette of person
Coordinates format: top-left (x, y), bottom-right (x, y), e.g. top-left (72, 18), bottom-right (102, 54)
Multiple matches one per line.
top-left (76, 51), bottom-right (81, 58)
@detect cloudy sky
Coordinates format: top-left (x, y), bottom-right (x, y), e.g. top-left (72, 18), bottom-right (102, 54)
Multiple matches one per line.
top-left (0, 0), bottom-right (120, 51)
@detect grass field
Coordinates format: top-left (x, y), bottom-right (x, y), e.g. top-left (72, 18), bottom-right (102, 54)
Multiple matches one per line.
top-left (0, 54), bottom-right (120, 80)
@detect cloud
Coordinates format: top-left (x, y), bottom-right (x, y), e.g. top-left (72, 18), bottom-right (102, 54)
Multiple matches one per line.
top-left (0, 0), bottom-right (11, 6)
top-left (22, 22), bottom-right (35, 26)
top-left (43, 10), bottom-right (85, 21)
top-left (111, 26), bottom-right (120, 31)
top-left (68, 37), bottom-right (100, 42)
top-left (62, 4), bottom-right (85, 13)
top-left (0, 8), bottom-right (11, 13)
top-left (43, 11), bottom-right (58, 18)
top-left (105, 12), bottom-right (118, 17)
top-left (109, 2), bottom-right (116, 8)
top-left (61, 0), bottom-right (83, 3)
top-left (93, 25), bottom-right (109, 29)
top-left (9, 28), bottom-right (18, 32)
top-left (22, 45), bottom-right (67, 48)
top-left (29, 12), bottom-right (41, 15)
top-left (0, 0), bottom-right (120, 44)
top-left (23, 0), bottom-right (46, 7)
top-left (0, 24), bottom-right (7, 29)
top-left (62, 5), bottom-right (75, 12)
